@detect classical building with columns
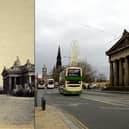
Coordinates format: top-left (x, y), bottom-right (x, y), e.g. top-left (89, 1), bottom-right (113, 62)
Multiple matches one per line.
top-left (106, 29), bottom-right (129, 87)
top-left (1, 57), bottom-right (35, 93)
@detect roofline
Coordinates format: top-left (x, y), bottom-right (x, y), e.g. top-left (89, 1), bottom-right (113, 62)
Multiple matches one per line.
top-left (106, 45), bottom-right (129, 56)
top-left (106, 30), bottom-right (129, 56)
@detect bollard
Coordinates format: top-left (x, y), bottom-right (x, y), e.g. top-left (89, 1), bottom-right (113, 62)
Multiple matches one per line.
top-left (41, 97), bottom-right (46, 111)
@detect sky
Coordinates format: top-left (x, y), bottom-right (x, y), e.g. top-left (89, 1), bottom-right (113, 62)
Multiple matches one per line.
top-left (35, 0), bottom-right (129, 79)
top-left (0, 0), bottom-right (34, 86)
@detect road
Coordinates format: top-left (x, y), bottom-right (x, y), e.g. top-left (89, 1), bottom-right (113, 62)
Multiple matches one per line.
top-left (37, 88), bottom-right (129, 129)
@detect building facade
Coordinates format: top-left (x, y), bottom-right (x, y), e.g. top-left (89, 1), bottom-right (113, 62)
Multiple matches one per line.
top-left (106, 29), bottom-right (129, 87)
top-left (2, 57), bottom-right (35, 93)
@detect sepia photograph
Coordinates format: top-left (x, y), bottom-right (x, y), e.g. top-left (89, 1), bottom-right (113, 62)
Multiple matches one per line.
top-left (35, 0), bottom-right (129, 129)
top-left (0, 0), bottom-right (34, 129)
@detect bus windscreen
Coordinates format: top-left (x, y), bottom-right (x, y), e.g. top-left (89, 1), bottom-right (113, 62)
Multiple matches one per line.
top-left (68, 69), bottom-right (80, 77)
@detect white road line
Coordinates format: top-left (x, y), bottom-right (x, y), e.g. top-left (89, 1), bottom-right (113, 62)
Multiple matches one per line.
top-left (81, 95), bottom-right (127, 106)
top-left (64, 112), bottom-right (89, 129)
top-left (100, 106), bottom-right (129, 110)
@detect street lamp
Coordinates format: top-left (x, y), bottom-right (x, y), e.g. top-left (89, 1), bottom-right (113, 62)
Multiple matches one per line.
top-left (35, 73), bottom-right (38, 107)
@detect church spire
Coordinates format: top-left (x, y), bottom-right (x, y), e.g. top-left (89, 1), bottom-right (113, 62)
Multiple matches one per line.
top-left (56, 45), bottom-right (62, 69)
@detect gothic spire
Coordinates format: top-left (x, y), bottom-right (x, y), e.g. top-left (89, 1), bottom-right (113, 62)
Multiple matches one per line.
top-left (56, 45), bottom-right (62, 69)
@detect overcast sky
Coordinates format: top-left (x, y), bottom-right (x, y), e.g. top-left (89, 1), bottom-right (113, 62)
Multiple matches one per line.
top-left (35, 0), bottom-right (129, 78)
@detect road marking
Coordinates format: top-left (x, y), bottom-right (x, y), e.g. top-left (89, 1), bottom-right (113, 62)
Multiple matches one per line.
top-left (81, 95), bottom-right (126, 106)
top-left (53, 102), bottom-right (88, 107)
top-left (64, 112), bottom-right (89, 129)
top-left (68, 103), bottom-right (88, 107)
top-left (100, 106), bottom-right (129, 110)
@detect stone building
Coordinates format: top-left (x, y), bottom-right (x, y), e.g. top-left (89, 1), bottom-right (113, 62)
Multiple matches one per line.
top-left (2, 57), bottom-right (35, 93)
top-left (42, 65), bottom-right (47, 78)
top-left (106, 29), bottom-right (129, 87)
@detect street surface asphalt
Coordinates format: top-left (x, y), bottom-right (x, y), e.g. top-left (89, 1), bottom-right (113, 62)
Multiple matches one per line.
top-left (37, 88), bottom-right (129, 129)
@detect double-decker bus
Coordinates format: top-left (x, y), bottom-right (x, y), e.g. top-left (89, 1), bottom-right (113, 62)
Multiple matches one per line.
top-left (59, 66), bottom-right (83, 95)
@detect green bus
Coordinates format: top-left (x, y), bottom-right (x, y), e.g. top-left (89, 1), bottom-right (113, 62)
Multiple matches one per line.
top-left (59, 66), bottom-right (83, 95)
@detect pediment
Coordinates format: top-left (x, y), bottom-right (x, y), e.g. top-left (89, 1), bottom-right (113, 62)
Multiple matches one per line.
top-left (106, 30), bottom-right (129, 55)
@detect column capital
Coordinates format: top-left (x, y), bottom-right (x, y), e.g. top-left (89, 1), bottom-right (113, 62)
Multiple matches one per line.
top-left (125, 56), bottom-right (129, 59)
top-left (109, 61), bottom-right (114, 63)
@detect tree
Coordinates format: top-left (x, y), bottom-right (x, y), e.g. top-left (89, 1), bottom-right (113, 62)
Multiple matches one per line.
top-left (52, 65), bottom-right (64, 82)
top-left (96, 73), bottom-right (107, 82)
top-left (77, 61), bottom-right (96, 82)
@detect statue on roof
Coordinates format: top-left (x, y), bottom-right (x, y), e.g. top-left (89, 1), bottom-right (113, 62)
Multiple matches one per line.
top-left (14, 56), bottom-right (21, 66)
top-left (3, 66), bottom-right (6, 70)
top-left (123, 29), bottom-right (128, 35)
top-left (26, 59), bottom-right (31, 65)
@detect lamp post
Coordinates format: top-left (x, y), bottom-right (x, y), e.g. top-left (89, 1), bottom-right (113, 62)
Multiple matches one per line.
top-left (35, 73), bottom-right (38, 107)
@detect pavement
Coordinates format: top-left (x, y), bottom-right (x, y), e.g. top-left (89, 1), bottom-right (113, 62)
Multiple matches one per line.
top-left (35, 105), bottom-right (88, 129)
top-left (0, 95), bottom-right (34, 129)
top-left (0, 125), bottom-right (34, 129)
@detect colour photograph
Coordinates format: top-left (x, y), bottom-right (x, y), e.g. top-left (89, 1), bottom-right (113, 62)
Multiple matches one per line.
top-left (35, 0), bottom-right (129, 129)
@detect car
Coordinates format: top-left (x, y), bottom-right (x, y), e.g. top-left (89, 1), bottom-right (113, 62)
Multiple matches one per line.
top-left (89, 84), bottom-right (97, 89)
top-left (38, 84), bottom-right (46, 89)
top-left (47, 79), bottom-right (55, 89)
top-left (82, 83), bottom-right (90, 89)
top-left (37, 79), bottom-right (46, 89)
top-left (82, 84), bottom-right (87, 89)
top-left (55, 82), bottom-right (59, 88)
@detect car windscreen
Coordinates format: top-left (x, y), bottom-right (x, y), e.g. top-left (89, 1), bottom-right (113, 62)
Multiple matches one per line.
top-left (48, 81), bottom-right (54, 84)
top-left (39, 80), bottom-right (44, 85)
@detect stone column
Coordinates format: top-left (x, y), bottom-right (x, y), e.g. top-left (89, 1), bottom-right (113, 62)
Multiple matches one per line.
top-left (119, 59), bottom-right (123, 86)
top-left (114, 60), bottom-right (119, 86)
top-left (125, 56), bottom-right (129, 86)
top-left (20, 77), bottom-right (22, 85)
top-left (110, 61), bottom-right (114, 86)
top-left (9, 77), bottom-right (12, 91)
top-left (29, 76), bottom-right (31, 84)
top-left (14, 77), bottom-right (16, 89)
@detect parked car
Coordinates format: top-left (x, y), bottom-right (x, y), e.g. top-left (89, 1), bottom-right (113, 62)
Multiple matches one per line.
top-left (82, 83), bottom-right (90, 89)
top-left (90, 84), bottom-right (97, 89)
top-left (82, 83), bottom-right (87, 89)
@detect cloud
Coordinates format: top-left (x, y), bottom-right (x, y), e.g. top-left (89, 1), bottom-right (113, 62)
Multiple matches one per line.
top-left (36, 0), bottom-right (129, 79)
